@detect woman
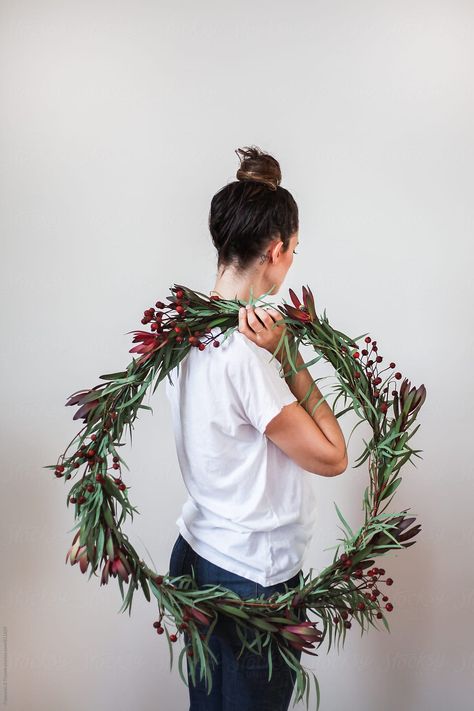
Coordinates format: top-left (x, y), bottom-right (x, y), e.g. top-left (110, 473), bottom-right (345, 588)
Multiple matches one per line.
top-left (166, 146), bottom-right (348, 710)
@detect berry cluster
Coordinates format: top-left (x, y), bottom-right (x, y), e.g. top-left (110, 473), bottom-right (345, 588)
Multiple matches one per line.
top-left (135, 287), bottom-right (223, 358)
top-left (55, 438), bottom-right (127, 509)
top-left (342, 336), bottom-right (402, 417)
top-left (334, 553), bottom-right (395, 628)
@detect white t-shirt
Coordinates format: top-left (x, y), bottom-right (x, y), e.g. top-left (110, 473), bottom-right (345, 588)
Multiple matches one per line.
top-left (165, 324), bottom-right (318, 586)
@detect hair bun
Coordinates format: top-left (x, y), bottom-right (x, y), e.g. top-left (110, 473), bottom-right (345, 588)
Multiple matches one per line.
top-left (235, 145), bottom-right (281, 191)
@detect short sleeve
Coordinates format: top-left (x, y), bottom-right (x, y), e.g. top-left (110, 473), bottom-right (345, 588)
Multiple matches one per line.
top-left (229, 337), bottom-right (297, 434)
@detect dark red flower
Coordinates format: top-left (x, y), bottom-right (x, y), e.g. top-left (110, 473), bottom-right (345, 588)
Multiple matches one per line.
top-left (127, 330), bottom-right (170, 366)
top-left (65, 386), bottom-right (103, 422)
top-left (282, 285), bottom-right (319, 324)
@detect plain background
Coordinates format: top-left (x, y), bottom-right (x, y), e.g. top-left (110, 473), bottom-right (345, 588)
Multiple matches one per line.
top-left (1, 1), bottom-right (472, 709)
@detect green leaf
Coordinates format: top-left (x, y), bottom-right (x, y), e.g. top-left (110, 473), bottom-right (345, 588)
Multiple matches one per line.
top-left (141, 575), bottom-right (151, 602)
top-left (267, 641), bottom-right (273, 682)
top-left (216, 604), bottom-right (250, 619)
top-left (251, 618), bottom-right (279, 632)
top-left (164, 625), bottom-right (174, 672)
top-left (380, 477), bottom-right (402, 501)
top-left (96, 526), bottom-right (105, 562)
top-left (98, 371), bottom-right (128, 381)
top-left (333, 502), bottom-right (354, 538)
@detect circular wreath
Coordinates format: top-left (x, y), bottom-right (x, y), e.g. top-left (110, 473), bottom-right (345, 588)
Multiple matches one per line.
top-left (46, 283), bottom-right (425, 710)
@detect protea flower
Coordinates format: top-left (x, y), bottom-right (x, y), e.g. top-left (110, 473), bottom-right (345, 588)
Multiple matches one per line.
top-left (100, 550), bottom-right (132, 585)
top-left (127, 330), bottom-right (169, 366)
top-left (282, 285), bottom-right (319, 324)
top-left (368, 515), bottom-right (421, 551)
top-left (182, 604), bottom-right (213, 627)
top-left (393, 379), bottom-right (426, 422)
top-left (65, 531), bottom-right (94, 573)
top-left (65, 387), bottom-right (102, 423)
top-left (279, 619), bottom-right (323, 654)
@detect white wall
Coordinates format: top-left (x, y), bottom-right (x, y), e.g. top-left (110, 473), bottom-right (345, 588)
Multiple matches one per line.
top-left (1, 1), bottom-right (472, 709)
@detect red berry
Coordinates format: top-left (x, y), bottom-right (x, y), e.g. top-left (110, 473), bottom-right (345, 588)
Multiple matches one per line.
top-left (376, 611), bottom-right (383, 619)
top-left (353, 352), bottom-right (360, 359)
top-left (385, 602), bottom-right (393, 611)
top-left (344, 621), bottom-right (351, 628)
top-left (169, 634), bottom-right (177, 642)
top-left (386, 578), bottom-right (393, 586)
top-left (69, 497), bottom-right (77, 504)
top-left (357, 602), bottom-right (365, 611)
top-left (156, 626), bottom-right (164, 634)
top-left (394, 372), bottom-right (402, 380)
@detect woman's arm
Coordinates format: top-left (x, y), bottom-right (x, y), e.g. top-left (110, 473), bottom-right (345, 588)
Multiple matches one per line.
top-left (280, 348), bottom-right (348, 466)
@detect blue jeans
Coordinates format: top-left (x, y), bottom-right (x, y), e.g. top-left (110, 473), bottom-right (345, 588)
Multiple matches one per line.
top-left (169, 533), bottom-right (304, 711)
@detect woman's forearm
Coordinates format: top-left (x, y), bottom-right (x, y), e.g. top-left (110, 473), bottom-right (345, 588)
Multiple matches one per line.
top-left (280, 348), bottom-right (348, 462)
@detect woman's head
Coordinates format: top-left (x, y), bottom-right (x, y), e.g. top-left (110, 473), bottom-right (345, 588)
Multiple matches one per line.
top-left (209, 146), bottom-right (299, 297)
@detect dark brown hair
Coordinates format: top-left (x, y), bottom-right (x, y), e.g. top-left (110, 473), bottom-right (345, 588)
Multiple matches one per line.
top-left (209, 145), bottom-right (299, 274)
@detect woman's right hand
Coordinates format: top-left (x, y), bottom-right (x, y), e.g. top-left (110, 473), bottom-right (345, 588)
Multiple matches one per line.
top-left (238, 304), bottom-right (290, 357)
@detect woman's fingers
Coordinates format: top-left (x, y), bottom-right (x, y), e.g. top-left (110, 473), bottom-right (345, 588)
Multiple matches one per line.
top-left (238, 304), bottom-right (287, 353)
top-left (238, 306), bottom-right (253, 337)
top-left (238, 306), bottom-right (265, 340)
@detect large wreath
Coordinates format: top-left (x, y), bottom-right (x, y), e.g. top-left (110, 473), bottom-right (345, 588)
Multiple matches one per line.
top-left (46, 283), bottom-right (425, 710)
